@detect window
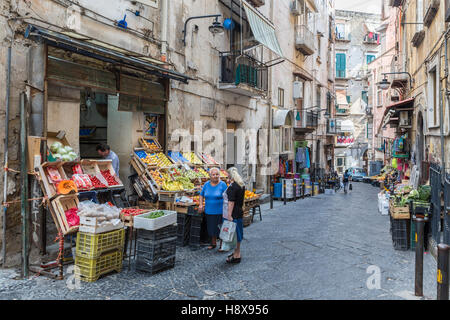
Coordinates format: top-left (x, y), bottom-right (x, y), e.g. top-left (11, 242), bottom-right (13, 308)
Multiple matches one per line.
top-left (282, 127), bottom-right (292, 153)
top-left (427, 66), bottom-right (440, 128)
top-left (366, 54), bottom-right (376, 64)
top-left (278, 88), bottom-right (285, 108)
top-left (326, 92), bottom-right (332, 115)
top-left (336, 53), bottom-right (346, 78)
top-left (335, 23), bottom-right (346, 39)
top-left (362, 91), bottom-right (368, 105)
top-left (316, 86), bottom-right (321, 108)
top-left (377, 90), bottom-right (383, 106)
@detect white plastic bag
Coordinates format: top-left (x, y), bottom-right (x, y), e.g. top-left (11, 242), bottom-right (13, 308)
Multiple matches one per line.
top-left (219, 220), bottom-right (236, 243)
top-left (220, 231), bottom-right (236, 252)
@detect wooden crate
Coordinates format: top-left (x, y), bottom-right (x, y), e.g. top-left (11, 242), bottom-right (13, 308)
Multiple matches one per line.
top-left (97, 160), bottom-right (124, 188)
top-left (81, 159), bottom-right (100, 175)
top-left (390, 202), bottom-right (410, 219)
top-left (139, 137), bottom-right (162, 152)
top-left (119, 207), bottom-right (151, 227)
top-left (50, 194), bottom-right (80, 235)
top-left (38, 162), bottom-right (69, 199)
top-left (138, 200), bottom-right (161, 210)
top-left (27, 136), bottom-right (42, 171)
top-left (243, 211), bottom-right (252, 227)
top-left (79, 216), bottom-right (124, 234)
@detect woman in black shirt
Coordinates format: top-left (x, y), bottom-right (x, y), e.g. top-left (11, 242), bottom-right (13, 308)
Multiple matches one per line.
top-left (225, 167), bottom-right (245, 264)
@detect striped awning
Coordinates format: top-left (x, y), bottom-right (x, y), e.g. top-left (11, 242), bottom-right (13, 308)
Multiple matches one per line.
top-left (243, 1), bottom-right (283, 57)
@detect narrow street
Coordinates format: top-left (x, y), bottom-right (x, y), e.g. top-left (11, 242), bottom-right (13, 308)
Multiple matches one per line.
top-left (0, 183), bottom-right (437, 300)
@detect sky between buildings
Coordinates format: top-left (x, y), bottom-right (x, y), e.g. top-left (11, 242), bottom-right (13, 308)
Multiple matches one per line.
top-left (335, 0), bottom-right (382, 15)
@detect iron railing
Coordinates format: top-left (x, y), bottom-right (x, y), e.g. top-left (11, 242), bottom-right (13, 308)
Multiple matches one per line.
top-left (219, 52), bottom-right (268, 92)
top-left (444, 174), bottom-right (450, 245)
top-left (430, 163), bottom-right (442, 245)
top-left (295, 25), bottom-right (315, 55)
top-left (294, 110), bottom-right (318, 129)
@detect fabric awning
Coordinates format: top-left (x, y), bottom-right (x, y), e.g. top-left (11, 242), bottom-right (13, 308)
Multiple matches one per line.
top-left (25, 24), bottom-right (194, 84)
top-left (378, 97), bottom-right (415, 132)
top-left (243, 1), bottom-right (283, 57)
top-left (273, 109), bottom-right (292, 127)
top-left (336, 91), bottom-right (349, 106)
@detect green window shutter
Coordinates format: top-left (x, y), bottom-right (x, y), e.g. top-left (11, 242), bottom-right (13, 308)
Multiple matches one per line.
top-left (367, 55), bottom-right (375, 64)
top-left (336, 53), bottom-right (346, 78)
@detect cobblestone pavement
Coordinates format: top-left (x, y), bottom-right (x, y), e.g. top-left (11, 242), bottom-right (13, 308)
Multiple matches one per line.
top-left (0, 182), bottom-right (438, 300)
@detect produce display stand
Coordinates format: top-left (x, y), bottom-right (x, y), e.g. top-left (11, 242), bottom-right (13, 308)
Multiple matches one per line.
top-left (50, 194), bottom-right (80, 235)
top-left (139, 137), bottom-right (163, 153)
top-left (37, 162), bottom-right (68, 199)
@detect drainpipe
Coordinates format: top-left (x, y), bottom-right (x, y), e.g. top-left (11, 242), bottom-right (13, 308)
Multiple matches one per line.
top-left (442, 32), bottom-right (449, 182)
top-left (160, 0), bottom-right (168, 62)
top-left (20, 92), bottom-right (29, 278)
top-left (2, 46), bottom-right (11, 267)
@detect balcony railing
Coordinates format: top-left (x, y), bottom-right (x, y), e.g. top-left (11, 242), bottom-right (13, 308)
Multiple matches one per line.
top-left (295, 25), bottom-right (314, 56)
top-left (363, 34), bottom-right (380, 44)
top-left (219, 52), bottom-right (268, 95)
top-left (336, 70), bottom-right (346, 79)
top-left (294, 110), bottom-right (318, 129)
top-left (335, 33), bottom-right (350, 41)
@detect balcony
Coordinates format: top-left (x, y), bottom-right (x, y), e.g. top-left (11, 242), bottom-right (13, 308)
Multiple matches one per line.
top-left (389, 0), bottom-right (403, 7)
top-left (294, 110), bottom-right (318, 133)
top-left (336, 107), bottom-right (349, 116)
top-left (327, 118), bottom-right (337, 135)
top-left (335, 33), bottom-right (350, 42)
top-left (295, 25), bottom-right (315, 56)
top-left (219, 52), bottom-right (268, 97)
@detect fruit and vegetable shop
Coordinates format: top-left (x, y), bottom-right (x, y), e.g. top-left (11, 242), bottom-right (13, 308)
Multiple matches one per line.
top-left (22, 31), bottom-right (262, 280)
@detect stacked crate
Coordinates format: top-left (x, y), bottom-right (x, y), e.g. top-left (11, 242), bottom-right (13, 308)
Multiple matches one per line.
top-left (176, 213), bottom-right (191, 246)
top-left (75, 228), bottom-right (125, 282)
top-left (135, 224), bottom-right (177, 274)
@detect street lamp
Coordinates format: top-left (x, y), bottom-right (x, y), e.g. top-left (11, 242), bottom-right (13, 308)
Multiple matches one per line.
top-left (182, 14), bottom-right (224, 46)
top-left (377, 72), bottom-right (413, 90)
top-left (377, 77), bottom-right (391, 90)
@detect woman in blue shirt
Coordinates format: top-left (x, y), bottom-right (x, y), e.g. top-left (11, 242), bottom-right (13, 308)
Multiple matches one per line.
top-left (198, 168), bottom-right (228, 250)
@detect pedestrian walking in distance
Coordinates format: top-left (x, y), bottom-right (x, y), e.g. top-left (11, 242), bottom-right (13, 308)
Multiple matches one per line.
top-left (343, 169), bottom-right (350, 194)
top-left (225, 167), bottom-right (245, 264)
top-left (198, 167), bottom-right (227, 250)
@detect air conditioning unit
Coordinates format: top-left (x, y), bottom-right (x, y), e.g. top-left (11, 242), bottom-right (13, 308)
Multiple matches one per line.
top-left (291, 0), bottom-right (300, 15)
top-left (293, 81), bottom-right (303, 99)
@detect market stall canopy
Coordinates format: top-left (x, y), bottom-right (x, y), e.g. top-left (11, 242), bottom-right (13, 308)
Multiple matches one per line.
top-left (336, 91), bottom-right (349, 107)
top-left (273, 109), bottom-right (293, 127)
top-left (25, 24), bottom-right (194, 84)
top-left (242, 0), bottom-right (283, 58)
top-left (378, 97), bottom-right (415, 132)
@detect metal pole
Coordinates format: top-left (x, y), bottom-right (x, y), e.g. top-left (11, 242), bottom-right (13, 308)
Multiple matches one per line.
top-left (293, 179), bottom-right (297, 202)
top-left (269, 176), bottom-right (273, 209)
top-left (2, 46), bottom-right (12, 267)
top-left (415, 218), bottom-right (425, 296)
top-left (283, 179), bottom-right (286, 205)
top-left (20, 92), bottom-right (29, 278)
top-left (437, 243), bottom-right (450, 300)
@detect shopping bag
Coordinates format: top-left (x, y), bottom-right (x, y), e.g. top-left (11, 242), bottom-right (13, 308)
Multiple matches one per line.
top-left (349, 183), bottom-right (353, 191)
top-left (219, 220), bottom-right (236, 243)
top-left (219, 231), bottom-right (237, 252)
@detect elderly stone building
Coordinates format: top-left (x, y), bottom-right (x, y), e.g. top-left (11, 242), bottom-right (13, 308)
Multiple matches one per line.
top-left (334, 9), bottom-right (381, 173)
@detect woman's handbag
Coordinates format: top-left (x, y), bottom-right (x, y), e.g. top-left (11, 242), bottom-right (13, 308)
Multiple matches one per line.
top-left (219, 220), bottom-right (236, 243)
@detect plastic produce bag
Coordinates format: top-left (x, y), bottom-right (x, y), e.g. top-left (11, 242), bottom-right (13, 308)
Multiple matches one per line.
top-left (219, 231), bottom-right (236, 252)
top-left (219, 220), bottom-right (236, 243)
